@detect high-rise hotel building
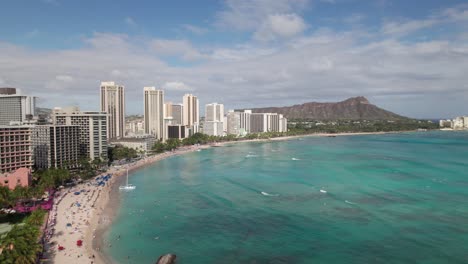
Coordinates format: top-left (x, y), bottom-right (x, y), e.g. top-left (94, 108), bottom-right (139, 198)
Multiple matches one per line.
top-left (32, 125), bottom-right (80, 169)
top-left (0, 125), bottom-right (33, 173)
top-left (182, 94), bottom-right (199, 128)
top-left (250, 113), bottom-right (288, 133)
top-left (0, 88), bottom-right (36, 126)
top-left (144, 87), bottom-right (165, 140)
top-left (51, 106), bottom-right (108, 161)
top-left (100, 82), bottom-right (125, 139)
top-left (204, 103), bottom-right (224, 136)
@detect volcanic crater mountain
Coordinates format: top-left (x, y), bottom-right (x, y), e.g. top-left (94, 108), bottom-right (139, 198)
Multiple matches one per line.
top-left (248, 96), bottom-right (407, 120)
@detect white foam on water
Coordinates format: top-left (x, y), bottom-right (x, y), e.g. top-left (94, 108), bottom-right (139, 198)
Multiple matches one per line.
top-left (320, 189), bottom-right (327, 193)
top-left (246, 154), bottom-right (257, 158)
top-left (345, 200), bottom-right (356, 205)
top-left (291, 158), bottom-right (300, 161)
top-left (261, 191), bottom-right (279, 196)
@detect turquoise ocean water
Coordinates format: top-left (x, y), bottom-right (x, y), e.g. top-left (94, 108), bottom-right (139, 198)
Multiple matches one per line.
top-left (106, 132), bottom-right (468, 263)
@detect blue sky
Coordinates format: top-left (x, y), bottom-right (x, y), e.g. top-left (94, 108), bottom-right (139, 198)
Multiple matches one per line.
top-left (1, 0), bottom-right (468, 118)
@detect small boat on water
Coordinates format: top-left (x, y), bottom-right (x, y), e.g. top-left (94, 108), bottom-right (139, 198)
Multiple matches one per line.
top-left (119, 169), bottom-right (136, 190)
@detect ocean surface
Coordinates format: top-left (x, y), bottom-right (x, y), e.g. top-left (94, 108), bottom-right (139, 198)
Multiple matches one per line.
top-left (106, 131), bottom-right (468, 264)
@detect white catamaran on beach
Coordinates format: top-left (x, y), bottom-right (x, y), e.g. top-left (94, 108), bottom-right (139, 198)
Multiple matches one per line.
top-left (119, 169), bottom-right (136, 190)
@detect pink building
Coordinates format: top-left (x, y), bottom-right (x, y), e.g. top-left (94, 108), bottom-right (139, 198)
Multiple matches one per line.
top-left (0, 167), bottom-right (32, 190)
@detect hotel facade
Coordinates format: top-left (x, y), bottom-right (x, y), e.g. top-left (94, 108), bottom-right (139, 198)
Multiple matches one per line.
top-left (51, 106), bottom-right (108, 161)
top-left (0, 88), bottom-right (36, 126)
top-left (100, 81), bottom-right (125, 139)
top-left (144, 87), bottom-right (165, 140)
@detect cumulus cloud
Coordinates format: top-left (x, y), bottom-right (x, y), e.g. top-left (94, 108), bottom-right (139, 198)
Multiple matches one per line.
top-left (150, 39), bottom-right (205, 61)
top-left (381, 19), bottom-right (437, 37)
top-left (182, 24), bottom-right (208, 35)
top-left (254, 13), bottom-right (307, 41)
top-left (55, 75), bottom-right (74, 82)
top-left (215, 0), bottom-right (309, 31)
top-left (0, 4), bottom-right (468, 117)
top-left (162, 81), bottom-right (193, 91)
top-left (125, 17), bottom-right (137, 26)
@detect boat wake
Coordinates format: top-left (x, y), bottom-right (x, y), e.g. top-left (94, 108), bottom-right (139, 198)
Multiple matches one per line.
top-left (261, 191), bottom-right (279, 197)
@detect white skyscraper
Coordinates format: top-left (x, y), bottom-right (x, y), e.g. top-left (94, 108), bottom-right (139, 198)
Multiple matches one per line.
top-left (227, 110), bottom-right (241, 135)
top-left (183, 94), bottom-right (199, 127)
top-left (100, 82), bottom-right (125, 139)
top-left (144, 87), bottom-right (165, 140)
top-left (171, 104), bottom-right (184, 125)
top-left (0, 88), bottom-right (36, 126)
top-left (279, 114), bottom-right (288, 133)
top-left (204, 103), bottom-right (224, 136)
top-left (205, 103), bottom-right (224, 122)
top-left (239, 110), bottom-right (251, 134)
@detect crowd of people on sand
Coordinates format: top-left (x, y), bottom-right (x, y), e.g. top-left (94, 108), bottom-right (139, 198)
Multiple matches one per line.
top-left (42, 173), bottom-right (112, 263)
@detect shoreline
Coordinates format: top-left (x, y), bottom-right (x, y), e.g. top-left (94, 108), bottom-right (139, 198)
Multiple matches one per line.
top-left (88, 144), bottom-right (211, 264)
top-left (45, 144), bottom-right (211, 264)
top-left (48, 130), bottom-right (413, 264)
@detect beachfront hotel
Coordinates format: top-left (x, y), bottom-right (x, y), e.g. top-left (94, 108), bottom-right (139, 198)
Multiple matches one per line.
top-left (100, 81), bottom-right (125, 139)
top-left (249, 113), bottom-right (288, 133)
top-left (32, 125), bottom-right (80, 169)
top-left (164, 102), bottom-right (184, 126)
top-left (240, 110), bottom-right (252, 134)
top-left (144, 87), bottom-right (165, 140)
top-left (204, 103), bottom-right (225, 136)
top-left (226, 110), bottom-right (241, 135)
top-left (51, 106), bottom-right (108, 161)
top-left (0, 88), bottom-right (36, 126)
top-left (0, 125), bottom-right (34, 173)
top-left (182, 93), bottom-right (199, 128)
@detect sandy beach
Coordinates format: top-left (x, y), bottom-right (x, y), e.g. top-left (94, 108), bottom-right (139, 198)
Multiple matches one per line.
top-left (45, 131), bottom-right (407, 264)
top-left (45, 144), bottom-right (211, 264)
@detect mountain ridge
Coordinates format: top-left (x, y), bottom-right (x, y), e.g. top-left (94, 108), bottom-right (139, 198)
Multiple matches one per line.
top-left (246, 96), bottom-right (407, 120)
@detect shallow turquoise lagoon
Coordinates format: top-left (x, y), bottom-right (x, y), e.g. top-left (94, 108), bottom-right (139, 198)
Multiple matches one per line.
top-left (106, 131), bottom-right (468, 263)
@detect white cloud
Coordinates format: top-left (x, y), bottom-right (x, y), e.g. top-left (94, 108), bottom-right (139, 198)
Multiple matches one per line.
top-left (125, 17), bottom-right (137, 26)
top-left (162, 81), bottom-right (193, 91)
top-left (83, 32), bottom-right (130, 50)
top-left (182, 24), bottom-right (208, 35)
top-left (441, 4), bottom-right (468, 22)
top-left (344, 14), bottom-right (365, 24)
top-left (55, 75), bottom-right (74, 82)
top-left (211, 45), bottom-right (277, 61)
top-left (381, 19), bottom-right (437, 37)
top-left (150, 39), bottom-right (205, 61)
top-left (215, 0), bottom-right (309, 31)
top-left (254, 13), bottom-right (307, 41)
top-left (1, 4), bottom-right (468, 117)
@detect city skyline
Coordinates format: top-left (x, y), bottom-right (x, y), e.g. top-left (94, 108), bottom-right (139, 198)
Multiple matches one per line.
top-left (1, 1), bottom-right (468, 118)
